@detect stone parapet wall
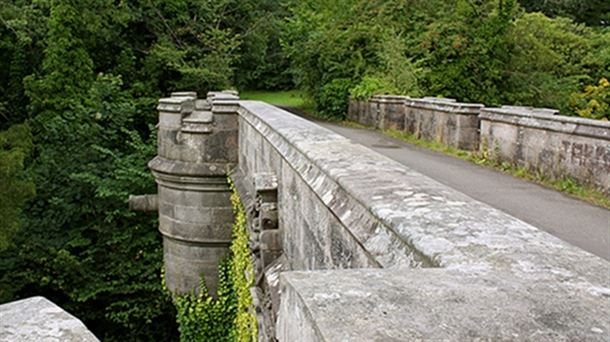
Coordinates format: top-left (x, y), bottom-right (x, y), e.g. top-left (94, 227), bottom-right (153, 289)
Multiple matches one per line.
top-left (349, 96), bottom-right (610, 193)
top-left (480, 106), bottom-right (610, 193)
top-left (349, 96), bottom-right (483, 150)
top-left (235, 101), bottom-right (609, 341)
top-left (149, 92), bottom-right (609, 341)
top-left (0, 297), bottom-right (99, 341)
top-left (237, 101), bottom-right (427, 270)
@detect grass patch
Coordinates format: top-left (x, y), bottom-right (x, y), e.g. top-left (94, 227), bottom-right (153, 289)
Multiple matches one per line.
top-left (240, 90), bottom-right (313, 111)
top-left (341, 121), bottom-right (610, 209)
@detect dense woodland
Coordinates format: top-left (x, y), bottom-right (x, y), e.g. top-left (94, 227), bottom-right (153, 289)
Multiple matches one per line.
top-left (0, 0), bottom-right (608, 341)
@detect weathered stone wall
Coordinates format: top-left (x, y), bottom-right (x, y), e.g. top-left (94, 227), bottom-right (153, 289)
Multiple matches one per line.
top-left (149, 91), bottom-right (239, 295)
top-left (480, 106), bottom-right (610, 193)
top-left (349, 96), bottom-right (482, 150)
top-left (236, 101), bottom-right (430, 271)
top-left (232, 101), bottom-right (609, 341)
top-left (349, 97), bottom-right (610, 193)
top-left (150, 93), bottom-right (610, 341)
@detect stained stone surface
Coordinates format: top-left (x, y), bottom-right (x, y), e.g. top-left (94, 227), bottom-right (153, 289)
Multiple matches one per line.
top-left (278, 269), bottom-right (610, 342)
top-left (349, 97), bottom-right (483, 150)
top-left (348, 96), bottom-right (610, 193)
top-left (151, 94), bottom-right (239, 296)
top-left (234, 101), bottom-right (610, 341)
top-left (480, 106), bottom-right (610, 193)
top-left (0, 296), bottom-right (99, 342)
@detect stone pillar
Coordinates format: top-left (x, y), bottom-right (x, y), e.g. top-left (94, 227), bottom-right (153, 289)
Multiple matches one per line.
top-left (149, 90), bottom-right (240, 295)
top-left (376, 95), bottom-right (409, 131)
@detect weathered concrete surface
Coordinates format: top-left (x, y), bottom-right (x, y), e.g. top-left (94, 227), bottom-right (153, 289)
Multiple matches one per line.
top-left (278, 269), bottom-right (610, 342)
top-left (0, 297), bottom-right (99, 342)
top-left (480, 106), bottom-right (610, 194)
top-left (316, 121), bottom-right (610, 261)
top-left (234, 102), bottom-right (609, 341)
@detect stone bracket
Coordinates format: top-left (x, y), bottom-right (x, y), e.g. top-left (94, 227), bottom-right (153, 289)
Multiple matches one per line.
top-left (249, 172), bottom-right (281, 283)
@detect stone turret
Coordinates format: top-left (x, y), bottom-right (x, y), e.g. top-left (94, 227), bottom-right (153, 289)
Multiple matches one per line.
top-left (147, 90), bottom-right (240, 295)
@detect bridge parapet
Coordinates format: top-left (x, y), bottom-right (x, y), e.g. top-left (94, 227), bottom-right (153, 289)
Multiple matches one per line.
top-left (146, 92), bottom-right (610, 340)
top-left (235, 101), bottom-right (609, 341)
top-left (480, 105), bottom-right (610, 192)
top-left (349, 96), bottom-right (610, 194)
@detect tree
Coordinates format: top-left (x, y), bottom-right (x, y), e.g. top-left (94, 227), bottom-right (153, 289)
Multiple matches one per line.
top-left (0, 123), bottom-right (35, 251)
top-left (518, 0), bottom-right (610, 27)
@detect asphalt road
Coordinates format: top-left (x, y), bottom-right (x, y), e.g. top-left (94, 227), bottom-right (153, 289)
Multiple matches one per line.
top-left (314, 120), bottom-right (610, 261)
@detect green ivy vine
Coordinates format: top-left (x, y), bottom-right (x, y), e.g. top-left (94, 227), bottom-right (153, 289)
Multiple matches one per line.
top-left (170, 177), bottom-right (257, 341)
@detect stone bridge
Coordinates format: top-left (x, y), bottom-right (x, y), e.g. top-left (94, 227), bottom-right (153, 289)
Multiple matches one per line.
top-left (135, 91), bottom-right (609, 341)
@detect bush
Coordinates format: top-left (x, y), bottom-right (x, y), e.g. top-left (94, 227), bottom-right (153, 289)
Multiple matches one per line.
top-left (350, 76), bottom-right (396, 100)
top-left (316, 78), bottom-right (353, 119)
top-left (570, 78), bottom-right (610, 120)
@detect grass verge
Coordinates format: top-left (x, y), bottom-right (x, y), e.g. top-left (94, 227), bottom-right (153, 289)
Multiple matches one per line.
top-left (341, 120), bottom-right (610, 209)
top-left (240, 90), bottom-right (313, 112)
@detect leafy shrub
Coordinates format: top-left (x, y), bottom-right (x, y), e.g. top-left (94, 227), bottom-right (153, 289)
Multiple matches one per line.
top-left (316, 78), bottom-right (353, 119)
top-left (570, 78), bottom-right (610, 120)
top-left (173, 260), bottom-right (236, 342)
top-left (227, 178), bottom-right (257, 342)
top-left (504, 13), bottom-right (599, 112)
top-left (350, 76), bottom-right (396, 100)
top-left (0, 124), bottom-right (35, 251)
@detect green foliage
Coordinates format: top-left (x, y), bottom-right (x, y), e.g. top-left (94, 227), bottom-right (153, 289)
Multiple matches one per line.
top-left (240, 90), bottom-right (310, 110)
top-left (1, 0), bottom-right (293, 339)
top-left (422, 0), bottom-right (517, 105)
top-left (0, 124), bottom-right (35, 251)
top-left (232, 0), bottom-right (294, 90)
top-left (0, 0), bottom-right (48, 128)
top-left (0, 73), bottom-right (178, 340)
top-left (373, 32), bottom-right (425, 97)
top-left (317, 78), bottom-right (353, 119)
top-left (281, 0), bottom-right (429, 117)
top-left (503, 13), bottom-right (601, 112)
top-left (517, 0), bottom-right (610, 27)
top-left (172, 178), bottom-right (255, 342)
top-left (228, 178), bottom-right (257, 342)
top-left (570, 78), bottom-right (610, 120)
top-left (282, 0), bottom-right (609, 120)
top-left (173, 260), bottom-right (236, 341)
top-left (350, 76), bottom-right (397, 100)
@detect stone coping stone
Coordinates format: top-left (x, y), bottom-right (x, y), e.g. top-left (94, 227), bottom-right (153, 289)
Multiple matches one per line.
top-left (406, 97), bottom-right (483, 114)
top-left (207, 91), bottom-right (240, 101)
top-left (423, 96), bottom-right (456, 102)
top-left (170, 91), bottom-right (197, 99)
top-left (157, 96), bottom-right (194, 114)
top-left (278, 268), bottom-right (610, 342)
top-left (238, 101), bottom-right (434, 267)
top-left (212, 100), bottom-right (241, 115)
top-left (236, 101), bottom-right (609, 320)
top-left (500, 105), bottom-right (559, 115)
top-left (370, 95), bottom-right (409, 104)
top-left (0, 296), bottom-right (99, 342)
top-left (481, 107), bottom-right (610, 140)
